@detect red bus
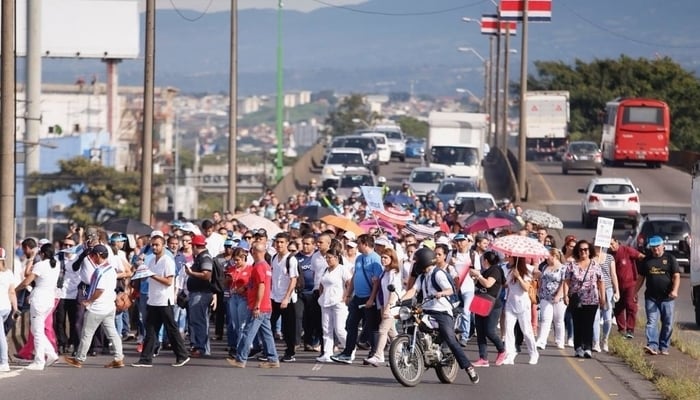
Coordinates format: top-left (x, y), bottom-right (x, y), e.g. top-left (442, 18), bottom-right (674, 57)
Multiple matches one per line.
top-left (600, 97), bottom-right (670, 168)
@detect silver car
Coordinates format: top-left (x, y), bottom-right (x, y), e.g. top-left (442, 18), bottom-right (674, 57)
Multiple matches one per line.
top-left (561, 141), bottom-right (603, 175)
top-left (408, 167), bottom-right (445, 199)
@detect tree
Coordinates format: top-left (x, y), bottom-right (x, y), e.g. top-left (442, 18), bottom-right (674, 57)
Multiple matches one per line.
top-left (28, 157), bottom-right (157, 226)
top-left (397, 116), bottom-right (429, 138)
top-left (322, 93), bottom-right (380, 135)
top-left (528, 56), bottom-right (700, 150)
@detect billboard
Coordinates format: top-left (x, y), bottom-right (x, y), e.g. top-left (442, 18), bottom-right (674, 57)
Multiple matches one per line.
top-left (3, 0), bottom-right (139, 59)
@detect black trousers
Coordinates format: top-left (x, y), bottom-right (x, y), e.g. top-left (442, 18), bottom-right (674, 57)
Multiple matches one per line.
top-left (300, 292), bottom-right (322, 347)
top-left (138, 304), bottom-right (189, 364)
top-left (271, 300), bottom-right (297, 357)
top-left (571, 304), bottom-right (598, 351)
top-left (214, 293), bottom-right (225, 338)
top-left (53, 298), bottom-right (81, 349)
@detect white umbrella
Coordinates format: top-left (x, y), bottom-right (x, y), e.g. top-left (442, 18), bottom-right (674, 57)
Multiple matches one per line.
top-left (521, 209), bottom-right (564, 230)
top-left (231, 213), bottom-right (283, 237)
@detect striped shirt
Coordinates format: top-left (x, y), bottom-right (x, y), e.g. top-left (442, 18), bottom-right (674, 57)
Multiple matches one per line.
top-left (598, 253), bottom-right (614, 289)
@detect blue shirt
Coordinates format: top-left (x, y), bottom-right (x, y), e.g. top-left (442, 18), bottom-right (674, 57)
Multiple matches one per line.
top-left (295, 252), bottom-right (315, 293)
top-left (353, 251), bottom-right (383, 298)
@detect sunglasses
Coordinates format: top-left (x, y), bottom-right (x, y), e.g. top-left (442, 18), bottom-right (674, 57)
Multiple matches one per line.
top-left (244, 236), bottom-right (253, 240)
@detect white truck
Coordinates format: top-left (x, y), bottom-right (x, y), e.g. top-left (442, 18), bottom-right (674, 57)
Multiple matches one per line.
top-left (524, 90), bottom-right (570, 161)
top-left (427, 111), bottom-right (488, 189)
top-left (690, 161), bottom-right (700, 326)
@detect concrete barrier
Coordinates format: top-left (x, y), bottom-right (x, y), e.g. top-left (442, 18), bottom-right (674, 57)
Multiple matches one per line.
top-left (483, 147), bottom-right (518, 202)
top-left (272, 142), bottom-right (325, 200)
top-left (669, 150), bottom-right (700, 174)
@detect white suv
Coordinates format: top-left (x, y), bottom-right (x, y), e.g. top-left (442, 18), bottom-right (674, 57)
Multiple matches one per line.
top-left (373, 124), bottom-right (406, 162)
top-left (578, 177), bottom-right (641, 228)
top-left (321, 147), bottom-right (369, 189)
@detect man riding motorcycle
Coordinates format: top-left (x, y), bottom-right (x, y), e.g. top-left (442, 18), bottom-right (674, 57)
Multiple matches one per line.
top-left (400, 248), bottom-right (479, 384)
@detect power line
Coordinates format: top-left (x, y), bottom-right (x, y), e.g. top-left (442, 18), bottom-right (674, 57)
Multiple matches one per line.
top-left (560, 0), bottom-right (700, 50)
top-left (168, 0), bottom-right (215, 22)
top-left (308, 0), bottom-right (487, 16)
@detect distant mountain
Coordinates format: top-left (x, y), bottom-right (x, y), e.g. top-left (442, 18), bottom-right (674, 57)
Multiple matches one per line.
top-left (39, 0), bottom-right (700, 96)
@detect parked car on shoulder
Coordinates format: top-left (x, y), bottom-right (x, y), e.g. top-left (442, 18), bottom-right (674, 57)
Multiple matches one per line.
top-left (561, 141), bottom-right (603, 175)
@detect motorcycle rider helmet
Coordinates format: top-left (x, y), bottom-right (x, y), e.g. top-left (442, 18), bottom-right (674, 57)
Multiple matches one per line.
top-left (378, 176), bottom-right (387, 183)
top-left (412, 247), bottom-right (436, 275)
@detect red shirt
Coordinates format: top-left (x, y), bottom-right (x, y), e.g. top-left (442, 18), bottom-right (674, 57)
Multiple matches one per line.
top-left (247, 260), bottom-right (272, 312)
top-left (228, 264), bottom-right (252, 294)
top-left (611, 245), bottom-right (641, 288)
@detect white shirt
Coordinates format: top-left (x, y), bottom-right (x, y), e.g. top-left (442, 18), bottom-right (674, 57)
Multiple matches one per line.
top-left (87, 265), bottom-right (117, 314)
top-left (415, 267), bottom-right (453, 316)
top-left (271, 252), bottom-right (299, 303)
top-left (452, 250), bottom-right (475, 293)
top-left (206, 233), bottom-right (225, 257)
top-left (147, 254), bottom-right (176, 307)
top-left (58, 255), bottom-right (81, 300)
top-left (0, 269), bottom-right (15, 310)
top-left (30, 259), bottom-right (60, 308)
top-left (318, 264), bottom-right (351, 308)
top-left (310, 251), bottom-right (329, 290)
top-left (377, 269), bottom-right (403, 309)
top-left (505, 265), bottom-right (534, 314)
top-left (80, 245), bottom-right (115, 284)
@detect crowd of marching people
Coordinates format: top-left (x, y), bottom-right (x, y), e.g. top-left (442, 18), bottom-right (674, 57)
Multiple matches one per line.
top-left (0, 183), bottom-right (680, 382)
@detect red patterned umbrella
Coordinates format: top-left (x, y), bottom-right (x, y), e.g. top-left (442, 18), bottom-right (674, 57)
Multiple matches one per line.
top-left (373, 207), bottom-right (414, 226)
top-left (464, 217), bottom-right (515, 234)
top-left (490, 234), bottom-right (549, 258)
top-left (359, 218), bottom-right (398, 236)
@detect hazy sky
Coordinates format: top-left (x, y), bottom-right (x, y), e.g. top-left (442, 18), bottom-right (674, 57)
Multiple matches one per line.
top-left (134, 0), bottom-right (368, 13)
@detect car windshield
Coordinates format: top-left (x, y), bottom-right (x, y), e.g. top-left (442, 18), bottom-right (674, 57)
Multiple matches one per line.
top-left (570, 142), bottom-right (599, 153)
top-left (410, 170), bottom-right (445, 183)
top-left (381, 130), bottom-right (402, 140)
top-left (336, 138), bottom-right (376, 152)
top-left (339, 174), bottom-right (373, 187)
top-left (457, 198), bottom-right (496, 214)
top-left (592, 184), bottom-right (635, 195)
top-left (431, 146), bottom-right (478, 166)
top-left (438, 180), bottom-right (477, 194)
top-left (368, 136), bottom-right (386, 145)
top-left (328, 153), bottom-right (364, 165)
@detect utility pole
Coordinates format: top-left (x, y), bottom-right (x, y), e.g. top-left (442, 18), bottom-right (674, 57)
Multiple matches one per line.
top-left (274, 0), bottom-right (284, 182)
top-left (501, 24), bottom-right (511, 153)
top-left (487, 36), bottom-right (495, 145)
top-left (1, 0), bottom-right (16, 271)
top-left (493, 21), bottom-right (502, 151)
top-left (517, 0), bottom-right (529, 201)
top-left (227, 0), bottom-right (238, 212)
top-left (24, 0), bottom-right (42, 238)
top-left (140, 0), bottom-right (155, 224)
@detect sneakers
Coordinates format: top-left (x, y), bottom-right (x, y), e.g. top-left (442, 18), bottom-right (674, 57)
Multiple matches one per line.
top-left (227, 358), bottom-right (246, 368)
top-left (529, 353), bottom-right (539, 365)
top-left (330, 353), bottom-right (353, 364)
top-left (315, 355), bottom-right (333, 363)
top-left (602, 339), bottom-right (609, 353)
top-left (356, 341), bottom-right (371, 350)
top-left (171, 357), bottom-right (190, 367)
top-left (644, 345), bottom-right (658, 355)
top-left (660, 349), bottom-right (670, 355)
top-left (592, 343), bottom-right (602, 352)
top-left (131, 361), bottom-right (153, 368)
top-left (466, 366), bottom-right (479, 384)
top-left (494, 351), bottom-right (507, 366)
top-left (473, 358), bottom-right (490, 367)
top-left (256, 355), bottom-right (269, 362)
top-left (364, 356), bottom-right (384, 367)
top-left (0, 364), bottom-right (9, 372)
top-left (190, 349), bottom-right (203, 358)
top-left (583, 350), bottom-right (593, 359)
top-left (625, 332), bottom-right (634, 339)
top-left (259, 361), bottom-right (280, 368)
top-left (64, 356), bottom-right (83, 368)
top-left (281, 355), bottom-right (296, 363)
top-left (501, 355), bottom-right (515, 365)
top-left (536, 343), bottom-right (546, 350)
top-left (24, 362), bottom-right (45, 371)
top-left (46, 354), bottom-right (60, 367)
top-left (566, 338), bottom-right (574, 348)
top-left (575, 348), bottom-right (584, 358)
top-left (105, 359), bottom-right (125, 368)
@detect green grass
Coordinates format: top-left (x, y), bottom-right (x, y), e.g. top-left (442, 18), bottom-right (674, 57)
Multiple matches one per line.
top-left (671, 327), bottom-right (700, 360)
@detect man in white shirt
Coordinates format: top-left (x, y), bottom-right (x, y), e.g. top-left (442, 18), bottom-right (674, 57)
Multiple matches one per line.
top-left (270, 232), bottom-right (298, 362)
top-left (131, 232), bottom-right (190, 368)
top-left (450, 233), bottom-right (476, 346)
top-left (64, 245), bottom-right (124, 368)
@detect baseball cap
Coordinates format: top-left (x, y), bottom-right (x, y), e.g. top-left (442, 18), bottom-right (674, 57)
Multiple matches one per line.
top-left (181, 222), bottom-right (202, 236)
top-left (224, 238), bottom-right (235, 247)
top-left (375, 236), bottom-right (391, 247)
top-left (453, 233), bottom-right (470, 241)
top-left (347, 241), bottom-right (357, 248)
top-left (448, 200), bottom-right (456, 208)
top-left (191, 235), bottom-right (207, 247)
top-left (90, 244), bottom-right (109, 258)
top-left (251, 200), bottom-right (260, 207)
top-left (421, 239), bottom-right (436, 250)
top-left (150, 230), bottom-right (165, 239)
top-left (109, 232), bottom-right (127, 243)
top-left (252, 228), bottom-right (268, 238)
top-left (647, 236), bottom-right (664, 248)
top-left (436, 236), bottom-right (450, 246)
top-left (564, 235), bottom-right (577, 244)
top-left (238, 241), bottom-right (250, 251)
top-left (343, 231), bottom-right (356, 241)
top-left (0, 247), bottom-right (6, 260)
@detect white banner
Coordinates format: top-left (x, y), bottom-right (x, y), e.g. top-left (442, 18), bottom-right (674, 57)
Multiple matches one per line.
top-left (361, 186), bottom-right (385, 212)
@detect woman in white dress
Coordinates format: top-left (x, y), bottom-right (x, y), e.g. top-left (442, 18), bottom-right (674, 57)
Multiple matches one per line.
top-left (503, 257), bottom-right (539, 365)
top-left (316, 247), bottom-right (351, 362)
top-left (15, 243), bottom-right (60, 371)
top-left (0, 247), bottom-right (18, 372)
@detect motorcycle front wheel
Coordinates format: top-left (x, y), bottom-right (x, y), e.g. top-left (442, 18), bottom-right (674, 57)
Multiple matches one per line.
top-left (435, 351), bottom-right (460, 384)
top-left (389, 334), bottom-right (425, 387)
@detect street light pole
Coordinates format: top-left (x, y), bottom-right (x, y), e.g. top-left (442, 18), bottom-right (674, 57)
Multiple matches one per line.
top-left (493, 28), bottom-right (502, 150)
top-left (487, 36), bottom-right (495, 146)
top-left (501, 24), bottom-right (511, 153)
top-left (140, 0), bottom-right (155, 224)
top-left (274, 0), bottom-right (284, 183)
top-left (517, 0), bottom-right (529, 201)
top-left (227, 0), bottom-right (238, 212)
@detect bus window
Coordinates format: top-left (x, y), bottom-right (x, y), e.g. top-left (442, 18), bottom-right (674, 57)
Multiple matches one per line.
top-left (623, 107), bottom-right (663, 125)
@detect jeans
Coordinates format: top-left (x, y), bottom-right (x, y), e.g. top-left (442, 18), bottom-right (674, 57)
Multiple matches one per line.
top-left (173, 304), bottom-right (187, 335)
top-left (227, 294), bottom-right (250, 350)
top-left (341, 296), bottom-right (379, 357)
top-left (138, 305), bottom-right (189, 364)
top-left (76, 308), bottom-right (123, 362)
top-left (644, 298), bottom-right (674, 352)
top-left (188, 292), bottom-right (212, 354)
top-left (235, 311), bottom-right (278, 363)
top-left (593, 287), bottom-right (614, 346)
top-left (458, 291), bottom-right (474, 341)
top-left (0, 308), bottom-right (9, 366)
top-left (115, 310), bottom-right (127, 339)
top-left (475, 304), bottom-right (505, 359)
top-left (136, 295), bottom-right (149, 342)
top-left (427, 311), bottom-right (473, 369)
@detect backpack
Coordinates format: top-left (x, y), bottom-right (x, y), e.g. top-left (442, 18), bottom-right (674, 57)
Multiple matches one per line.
top-left (284, 254), bottom-right (305, 293)
top-left (430, 268), bottom-right (463, 313)
top-left (210, 254), bottom-right (226, 295)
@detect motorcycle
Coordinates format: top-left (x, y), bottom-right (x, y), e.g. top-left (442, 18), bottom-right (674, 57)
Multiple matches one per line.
top-left (387, 285), bottom-right (460, 387)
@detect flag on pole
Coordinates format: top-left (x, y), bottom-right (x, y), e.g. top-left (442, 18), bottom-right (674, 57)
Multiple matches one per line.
top-left (481, 14), bottom-right (517, 36)
top-left (499, 0), bottom-right (552, 22)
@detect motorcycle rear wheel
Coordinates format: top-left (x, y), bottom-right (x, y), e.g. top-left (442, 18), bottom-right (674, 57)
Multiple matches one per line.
top-left (389, 335), bottom-right (425, 387)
